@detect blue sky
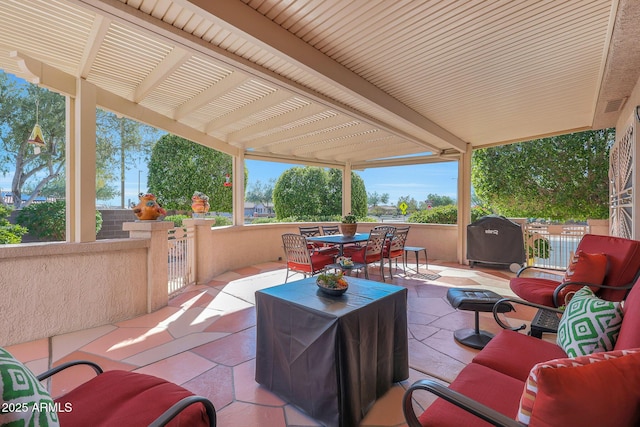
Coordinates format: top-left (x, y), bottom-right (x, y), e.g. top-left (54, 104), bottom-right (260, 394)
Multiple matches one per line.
top-left (1, 157), bottom-right (459, 208)
top-left (244, 159), bottom-right (459, 206)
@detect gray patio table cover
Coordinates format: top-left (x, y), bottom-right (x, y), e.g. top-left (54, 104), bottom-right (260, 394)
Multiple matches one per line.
top-left (255, 277), bottom-right (408, 427)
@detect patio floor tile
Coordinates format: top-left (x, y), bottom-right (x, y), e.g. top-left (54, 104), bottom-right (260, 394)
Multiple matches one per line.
top-left (7, 261), bottom-right (538, 426)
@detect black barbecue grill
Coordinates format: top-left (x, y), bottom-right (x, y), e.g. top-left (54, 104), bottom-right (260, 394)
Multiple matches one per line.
top-left (467, 215), bottom-right (526, 269)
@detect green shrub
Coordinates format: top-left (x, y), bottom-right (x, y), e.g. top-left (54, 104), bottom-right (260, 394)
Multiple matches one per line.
top-left (164, 214), bottom-right (189, 227)
top-left (0, 205), bottom-right (27, 244)
top-left (408, 205), bottom-right (492, 224)
top-left (211, 215), bottom-right (232, 227)
top-left (16, 201), bottom-right (102, 241)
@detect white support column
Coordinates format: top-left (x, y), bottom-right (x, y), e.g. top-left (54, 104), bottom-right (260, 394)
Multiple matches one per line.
top-left (70, 79), bottom-right (97, 242)
top-left (457, 145), bottom-right (472, 264)
top-left (232, 153), bottom-right (245, 225)
top-left (65, 96), bottom-right (76, 242)
top-left (342, 162), bottom-right (352, 216)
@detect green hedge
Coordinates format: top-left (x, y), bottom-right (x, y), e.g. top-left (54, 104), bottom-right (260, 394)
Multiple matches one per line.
top-left (408, 205), bottom-right (492, 224)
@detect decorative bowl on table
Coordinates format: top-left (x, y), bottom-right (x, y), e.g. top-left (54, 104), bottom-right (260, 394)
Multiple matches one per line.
top-left (316, 272), bottom-right (348, 296)
top-left (336, 256), bottom-right (355, 269)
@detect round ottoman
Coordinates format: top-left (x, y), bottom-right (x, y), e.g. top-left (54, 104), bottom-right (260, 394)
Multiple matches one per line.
top-left (446, 288), bottom-right (514, 349)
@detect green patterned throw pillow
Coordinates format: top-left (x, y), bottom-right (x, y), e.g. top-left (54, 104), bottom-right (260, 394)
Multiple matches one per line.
top-left (0, 347), bottom-right (60, 427)
top-left (557, 286), bottom-right (624, 357)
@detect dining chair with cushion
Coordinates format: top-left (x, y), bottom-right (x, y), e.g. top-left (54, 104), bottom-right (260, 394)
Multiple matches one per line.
top-left (299, 225), bottom-right (324, 250)
top-left (299, 225), bottom-right (321, 237)
top-left (282, 233), bottom-right (336, 282)
top-left (345, 228), bottom-right (392, 280)
top-left (321, 225), bottom-right (340, 235)
top-left (383, 225), bottom-right (410, 279)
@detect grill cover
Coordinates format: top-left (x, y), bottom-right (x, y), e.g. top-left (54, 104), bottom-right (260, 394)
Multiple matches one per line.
top-left (467, 215), bottom-right (526, 266)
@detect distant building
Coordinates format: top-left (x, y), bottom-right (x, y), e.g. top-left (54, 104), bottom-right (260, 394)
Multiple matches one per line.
top-left (244, 202), bottom-right (275, 217)
top-left (1, 191), bottom-right (53, 205)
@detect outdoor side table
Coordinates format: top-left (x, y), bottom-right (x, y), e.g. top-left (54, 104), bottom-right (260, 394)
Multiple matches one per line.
top-left (404, 246), bottom-right (428, 273)
top-left (255, 277), bottom-right (409, 427)
top-left (446, 288), bottom-right (513, 349)
top-left (325, 261), bottom-right (366, 276)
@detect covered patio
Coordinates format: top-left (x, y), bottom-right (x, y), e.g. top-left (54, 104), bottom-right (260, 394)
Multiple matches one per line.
top-left (2, 0), bottom-right (640, 424)
top-left (5, 260), bottom-right (528, 426)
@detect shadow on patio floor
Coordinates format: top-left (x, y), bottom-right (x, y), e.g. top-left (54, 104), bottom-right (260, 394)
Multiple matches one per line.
top-left (8, 260), bottom-right (540, 427)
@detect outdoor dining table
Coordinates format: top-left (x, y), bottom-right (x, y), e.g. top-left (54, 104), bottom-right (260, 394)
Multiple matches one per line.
top-left (306, 232), bottom-right (369, 256)
top-left (254, 276), bottom-right (409, 427)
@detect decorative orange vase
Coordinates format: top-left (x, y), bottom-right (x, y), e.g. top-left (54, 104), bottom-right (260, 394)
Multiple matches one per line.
top-left (131, 193), bottom-right (166, 221)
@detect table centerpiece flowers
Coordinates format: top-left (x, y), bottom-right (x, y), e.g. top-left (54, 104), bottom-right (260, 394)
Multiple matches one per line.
top-left (316, 271), bottom-right (349, 295)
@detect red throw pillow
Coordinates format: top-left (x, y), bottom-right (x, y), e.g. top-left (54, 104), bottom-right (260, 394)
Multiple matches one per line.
top-left (517, 349), bottom-right (640, 426)
top-left (559, 250), bottom-right (607, 303)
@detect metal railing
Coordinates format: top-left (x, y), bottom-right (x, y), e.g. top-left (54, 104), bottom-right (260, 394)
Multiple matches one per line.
top-left (168, 226), bottom-right (194, 296)
top-left (523, 223), bottom-right (588, 270)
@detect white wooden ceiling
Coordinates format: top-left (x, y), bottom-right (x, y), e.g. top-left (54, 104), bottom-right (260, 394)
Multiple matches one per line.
top-left (1, 0), bottom-right (638, 169)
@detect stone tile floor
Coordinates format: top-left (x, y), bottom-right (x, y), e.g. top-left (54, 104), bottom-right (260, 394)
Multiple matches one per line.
top-left (7, 260), bottom-right (541, 426)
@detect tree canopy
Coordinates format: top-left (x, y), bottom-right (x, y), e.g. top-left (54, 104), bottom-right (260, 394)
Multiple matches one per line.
top-left (0, 73), bottom-right (66, 208)
top-left (246, 179), bottom-right (275, 207)
top-left (0, 72), bottom-right (159, 207)
top-left (96, 109), bottom-right (163, 207)
top-left (272, 167), bottom-right (367, 219)
top-left (147, 134), bottom-right (240, 211)
top-left (472, 129), bottom-right (614, 220)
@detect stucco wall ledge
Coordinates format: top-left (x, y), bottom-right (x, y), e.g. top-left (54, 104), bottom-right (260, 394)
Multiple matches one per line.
top-left (0, 239), bottom-right (149, 260)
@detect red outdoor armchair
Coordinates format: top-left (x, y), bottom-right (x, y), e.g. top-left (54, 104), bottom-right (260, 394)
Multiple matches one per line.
top-left (510, 234), bottom-right (640, 307)
top-left (29, 360), bottom-right (215, 426)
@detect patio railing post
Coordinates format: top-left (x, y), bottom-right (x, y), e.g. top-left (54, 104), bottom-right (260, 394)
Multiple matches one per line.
top-left (183, 218), bottom-right (216, 285)
top-left (123, 220), bottom-right (173, 312)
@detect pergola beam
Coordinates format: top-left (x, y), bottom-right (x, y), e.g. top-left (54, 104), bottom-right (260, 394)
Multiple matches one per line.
top-left (181, 0), bottom-right (469, 154)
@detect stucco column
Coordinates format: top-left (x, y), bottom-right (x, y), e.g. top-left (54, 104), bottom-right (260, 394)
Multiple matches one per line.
top-left (123, 220), bottom-right (173, 312)
top-left (232, 153), bottom-right (245, 225)
top-left (457, 144), bottom-right (472, 264)
top-left (183, 218), bottom-right (216, 284)
top-left (67, 79), bottom-right (97, 242)
top-left (342, 162), bottom-right (352, 216)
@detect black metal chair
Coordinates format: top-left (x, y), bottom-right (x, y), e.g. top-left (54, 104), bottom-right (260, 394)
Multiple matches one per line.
top-left (282, 233), bottom-right (335, 282)
top-left (321, 225), bottom-right (340, 235)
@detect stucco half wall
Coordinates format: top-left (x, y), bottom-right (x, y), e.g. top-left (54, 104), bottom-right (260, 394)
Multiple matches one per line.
top-left (0, 239), bottom-right (148, 346)
top-left (192, 222), bottom-right (458, 283)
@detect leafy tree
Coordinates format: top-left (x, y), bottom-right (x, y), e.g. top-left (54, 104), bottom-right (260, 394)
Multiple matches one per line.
top-left (23, 173), bottom-right (117, 202)
top-left (421, 193), bottom-right (455, 208)
top-left (273, 167), bottom-right (328, 218)
top-left (246, 179), bottom-right (275, 207)
top-left (15, 200), bottom-right (102, 241)
top-left (272, 167), bottom-right (367, 219)
top-left (0, 205), bottom-right (26, 244)
top-left (0, 72), bottom-right (150, 208)
top-left (0, 74), bottom-right (66, 208)
top-left (327, 169), bottom-right (367, 218)
top-left (96, 109), bottom-right (162, 207)
top-left (147, 134), bottom-right (243, 212)
top-left (367, 191), bottom-right (390, 206)
top-left (472, 129), bottom-right (613, 220)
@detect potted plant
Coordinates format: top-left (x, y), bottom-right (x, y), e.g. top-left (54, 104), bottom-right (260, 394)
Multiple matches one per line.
top-left (340, 213), bottom-right (358, 237)
top-left (526, 233), bottom-right (551, 265)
